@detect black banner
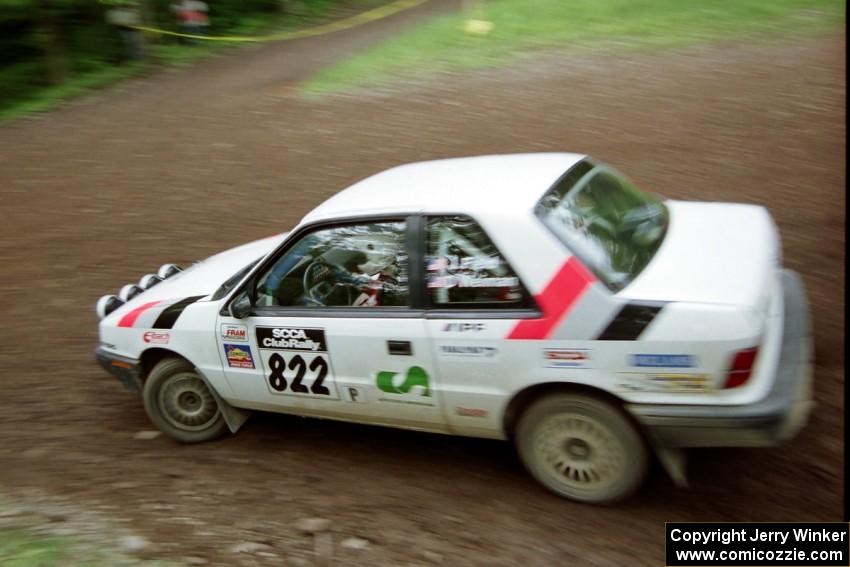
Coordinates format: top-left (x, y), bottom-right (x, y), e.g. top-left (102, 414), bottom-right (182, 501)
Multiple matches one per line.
top-left (666, 523), bottom-right (849, 566)
top-left (256, 326), bottom-right (327, 352)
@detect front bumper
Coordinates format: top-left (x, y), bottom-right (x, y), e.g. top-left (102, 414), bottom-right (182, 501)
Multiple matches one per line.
top-left (626, 269), bottom-right (814, 448)
top-left (95, 347), bottom-right (144, 393)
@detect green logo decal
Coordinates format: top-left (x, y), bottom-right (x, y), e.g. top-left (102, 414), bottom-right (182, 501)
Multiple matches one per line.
top-left (376, 366), bottom-right (431, 397)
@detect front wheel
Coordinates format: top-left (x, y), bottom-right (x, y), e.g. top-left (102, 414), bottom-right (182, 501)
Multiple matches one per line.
top-left (515, 393), bottom-right (648, 503)
top-left (143, 358), bottom-right (229, 443)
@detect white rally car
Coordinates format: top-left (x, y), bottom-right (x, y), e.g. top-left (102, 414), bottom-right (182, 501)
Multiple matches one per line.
top-left (95, 153), bottom-right (813, 503)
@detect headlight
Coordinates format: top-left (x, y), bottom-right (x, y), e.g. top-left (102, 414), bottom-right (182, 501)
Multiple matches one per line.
top-left (157, 263), bottom-right (182, 279)
top-left (96, 294), bottom-right (124, 319)
top-left (139, 274), bottom-right (163, 289)
top-left (118, 283), bottom-right (144, 301)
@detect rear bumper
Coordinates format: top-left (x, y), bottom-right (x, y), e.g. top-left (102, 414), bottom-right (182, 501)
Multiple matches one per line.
top-left (626, 269), bottom-right (814, 448)
top-left (95, 347), bottom-right (143, 393)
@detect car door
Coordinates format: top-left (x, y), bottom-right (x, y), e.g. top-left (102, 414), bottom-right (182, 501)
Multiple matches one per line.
top-left (423, 215), bottom-right (540, 437)
top-left (217, 217), bottom-right (448, 432)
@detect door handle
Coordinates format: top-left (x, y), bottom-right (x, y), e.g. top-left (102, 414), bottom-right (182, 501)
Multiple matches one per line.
top-left (387, 340), bottom-right (412, 356)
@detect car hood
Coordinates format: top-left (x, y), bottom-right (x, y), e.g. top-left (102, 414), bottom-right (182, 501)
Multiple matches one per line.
top-left (618, 201), bottom-right (779, 309)
top-left (105, 232), bottom-right (288, 318)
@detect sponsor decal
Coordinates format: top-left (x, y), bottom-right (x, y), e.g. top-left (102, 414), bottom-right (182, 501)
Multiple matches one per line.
top-left (143, 331), bottom-right (170, 344)
top-left (543, 348), bottom-right (591, 368)
top-left (438, 345), bottom-right (499, 358)
top-left (629, 354), bottom-right (696, 368)
top-left (256, 327), bottom-right (326, 352)
top-left (224, 344), bottom-right (255, 369)
top-left (508, 257), bottom-right (596, 340)
top-left (441, 322), bottom-right (486, 332)
top-left (617, 372), bottom-right (711, 392)
top-left (427, 275), bottom-right (519, 289)
top-left (376, 366), bottom-right (434, 406)
top-left (221, 324), bottom-right (248, 342)
top-left (427, 255), bottom-right (502, 272)
top-left (455, 406), bottom-right (489, 418)
top-left (255, 327), bottom-right (338, 399)
top-left (342, 386), bottom-right (365, 403)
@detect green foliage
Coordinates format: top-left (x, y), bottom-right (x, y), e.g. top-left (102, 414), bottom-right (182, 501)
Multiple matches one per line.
top-left (304, 0), bottom-right (845, 93)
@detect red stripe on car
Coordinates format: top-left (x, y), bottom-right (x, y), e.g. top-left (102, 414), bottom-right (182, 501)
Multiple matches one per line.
top-left (507, 257), bottom-right (595, 340)
top-left (117, 301), bottom-right (162, 328)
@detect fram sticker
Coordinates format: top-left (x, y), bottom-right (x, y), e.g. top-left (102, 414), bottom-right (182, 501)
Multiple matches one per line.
top-left (143, 331), bottom-right (170, 344)
top-left (224, 344), bottom-right (255, 369)
top-left (221, 324), bottom-right (248, 342)
top-left (543, 349), bottom-right (591, 368)
top-left (629, 354), bottom-right (696, 368)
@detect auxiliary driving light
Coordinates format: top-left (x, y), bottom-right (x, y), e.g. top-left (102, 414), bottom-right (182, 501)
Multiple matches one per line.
top-left (118, 283), bottom-right (144, 302)
top-left (96, 294), bottom-right (124, 319)
top-left (157, 263), bottom-right (182, 279)
top-left (139, 273), bottom-right (163, 289)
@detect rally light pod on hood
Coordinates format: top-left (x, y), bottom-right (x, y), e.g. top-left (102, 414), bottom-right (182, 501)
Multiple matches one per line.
top-left (139, 274), bottom-right (163, 290)
top-left (96, 294), bottom-right (124, 319)
top-left (157, 263), bottom-right (182, 279)
top-left (118, 283), bottom-right (144, 302)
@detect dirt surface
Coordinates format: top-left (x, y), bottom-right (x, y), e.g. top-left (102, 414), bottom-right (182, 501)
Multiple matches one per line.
top-left (0, 1), bottom-right (845, 563)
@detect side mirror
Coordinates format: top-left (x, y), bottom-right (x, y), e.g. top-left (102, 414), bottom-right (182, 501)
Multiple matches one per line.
top-left (230, 291), bottom-right (253, 319)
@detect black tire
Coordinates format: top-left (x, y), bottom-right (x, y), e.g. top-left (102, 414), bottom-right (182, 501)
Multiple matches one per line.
top-left (515, 393), bottom-right (648, 504)
top-left (143, 358), bottom-right (229, 443)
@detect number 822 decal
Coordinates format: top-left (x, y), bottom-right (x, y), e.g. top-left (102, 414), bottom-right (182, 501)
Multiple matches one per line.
top-left (256, 326), bottom-right (339, 399)
top-left (268, 353), bottom-right (331, 395)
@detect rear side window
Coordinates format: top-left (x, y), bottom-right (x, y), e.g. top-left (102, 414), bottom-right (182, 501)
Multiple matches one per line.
top-left (537, 162), bottom-right (668, 292)
top-left (425, 216), bottom-right (530, 308)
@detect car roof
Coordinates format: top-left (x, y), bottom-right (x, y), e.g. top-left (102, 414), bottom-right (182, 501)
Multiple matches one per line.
top-left (301, 153), bottom-right (586, 224)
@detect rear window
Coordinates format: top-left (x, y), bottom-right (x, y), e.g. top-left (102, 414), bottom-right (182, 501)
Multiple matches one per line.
top-left (536, 161), bottom-right (668, 292)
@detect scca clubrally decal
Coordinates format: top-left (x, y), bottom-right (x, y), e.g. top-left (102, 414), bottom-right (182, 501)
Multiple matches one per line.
top-left (255, 327), bottom-right (339, 399)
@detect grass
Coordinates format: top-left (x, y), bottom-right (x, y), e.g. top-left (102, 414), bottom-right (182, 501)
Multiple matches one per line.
top-left (0, 494), bottom-right (172, 567)
top-left (0, 528), bottom-right (135, 567)
top-left (0, 529), bottom-right (67, 567)
top-left (0, 64), bottom-right (144, 122)
top-left (303, 0), bottom-right (845, 93)
top-left (0, 527), bottom-right (177, 567)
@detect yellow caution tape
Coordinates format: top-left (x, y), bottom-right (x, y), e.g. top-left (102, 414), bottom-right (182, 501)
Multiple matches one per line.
top-left (126, 0), bottom-right (429, 42)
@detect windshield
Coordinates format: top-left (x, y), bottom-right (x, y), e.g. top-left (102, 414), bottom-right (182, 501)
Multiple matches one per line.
top-left (536, 162), bottom-right (668, 292)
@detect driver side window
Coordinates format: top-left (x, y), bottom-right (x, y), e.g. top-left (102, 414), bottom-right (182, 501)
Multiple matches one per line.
top-left (256, 221), bottom-right (408, 308)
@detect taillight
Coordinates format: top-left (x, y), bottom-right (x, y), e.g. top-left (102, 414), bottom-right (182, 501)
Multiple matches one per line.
top-left (724, 347), bottom-right (759, 389)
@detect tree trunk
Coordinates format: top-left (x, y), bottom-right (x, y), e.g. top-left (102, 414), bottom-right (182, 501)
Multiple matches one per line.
top-left (33, 0), bottom-right (70, 85)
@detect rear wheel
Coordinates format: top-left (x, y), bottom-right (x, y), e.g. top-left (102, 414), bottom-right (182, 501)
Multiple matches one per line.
top-left (515, 393), bottom-right (648, 503)
top-left (143, 358), bottom-right (229, 443)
